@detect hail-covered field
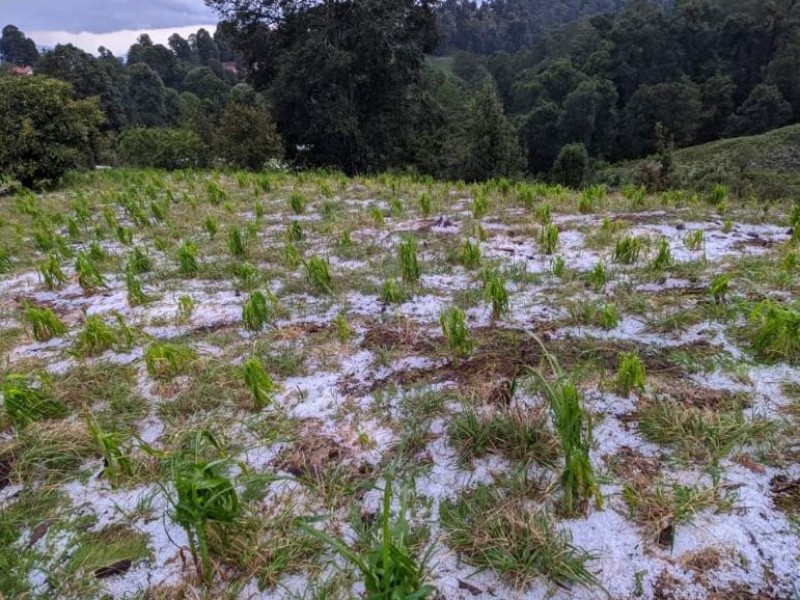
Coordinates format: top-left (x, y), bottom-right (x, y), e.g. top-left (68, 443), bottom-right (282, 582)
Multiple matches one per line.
top-left (1, 169), bottom-right (799, 600)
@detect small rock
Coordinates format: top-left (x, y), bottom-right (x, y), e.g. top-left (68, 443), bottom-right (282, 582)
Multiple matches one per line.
top-left (94, 559), bottom-right (132, 579)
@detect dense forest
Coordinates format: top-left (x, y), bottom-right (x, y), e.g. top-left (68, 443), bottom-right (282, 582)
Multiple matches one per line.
top-left (2, 0), bottom-right (800, 190)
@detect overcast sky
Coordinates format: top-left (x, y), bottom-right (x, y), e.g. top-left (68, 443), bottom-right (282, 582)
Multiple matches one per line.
top-left (3, 0), bottom-right (218, 56)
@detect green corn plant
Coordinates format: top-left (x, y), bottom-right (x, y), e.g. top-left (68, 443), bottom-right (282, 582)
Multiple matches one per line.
top-left (369, 205), bottom-right (386, 228)
top-left (722, 219), bottom-right (733, 234)
top-left (528, 343), bottom-right (601, 516)
top-left (3, 373), bottom-right (67, 430)
top-left (73, 195), bottom-right (91, 223)
top-left (709, 274), bottom-right (731, 304)
top-left (284, 243), bottom-right (302, 269)
top-left (287, 221), bottom-right (304, 242)
top-left (440, 307), bottom-right (473, 363)
top-left (178, 240), bottom-right (199, 276)
top-left (126, 271), bottom-right (151, 306)
top-left (88, 241), bottom-right (107, 262)
top-left (551, 256), bottom-right (566, 277)
top-left (615, 352), bottom-right (646, 396)
top-left (177, 295), bottom-right (196, 324)
top-left (0, 247), bottom-right (11, 273)
top-left (613, 236), bottom-right (643, 265)
top-left (144, 342), bottom-right (197, 379)
top-left (242, 290), bottom-right (272, 332)
top-left (598, 304), bottom-right (620, 330)
top-left (127, 247), bottom-right (153, 274)
top-left (588, 263), bottom-right (608, 291)
top-left (471, 193), bottom-right (489, 219)
top-left (337, 230), bottom-right (353, 248)
top-left (169, 432), bottom-right (241, 584)
top-left (86, 415), bottom-right (133, 485)
top-left (227, 227), bottom-right (248, 259)
top-left (203, 216), bottom-right (219, 239)
top-left (334, 312), bottom-right (353, 342)
top-left (460, 239), bottom-right (481, 269)
top-left (748, 301), bottom-right (800, 362)
top-left (150, 200), bottom-right (168, 222)
top-left (419, 193), bottom-right (432, 217)
top-left (33, 221), bottom-right (58, 253)
top-left (649, 239), bottom-right (672, 271)
top-left (389, 197), bottom-right (404, 217)
top-left (305, 256), bottom-right (334, 294)
top-left (75, 252), bottom-right (106, 293)
top-left (684, 230), bottom-right (704, 251)
top-left (73, 314), bottom-right (132, 356)
top-left (536, 202), bottom-right (552, 225)
top-left (206, 181), bottom-right (228, 205)
top-left (23, 304), bottom-right (67, 341)
top-left (302, 474), bottom-right (436, 600)
top-left (116, 225), bottom-right (133, 245)
top-left (289, 191), bottom-right (307, 214)
top-left (243, 357), bottom-right (277, 408)
top-left (322, 200), bottom-right (337, 221)
top-left (708, 183), bottom-right (727, 206)
top-left (233, 262), bottom-right (260, 291)
top-left (380, 279), bottom-right (407, 304)
top-left (67, 216), bottom-right (81, 239)
top-left (539, 224), bottom-right (559, 255)
top-left (38, 253), bottom-right (68, 290)
top-left (577, 192), bottom-right (594, 214)
top-left (483, 271), bottom-right (509, 320)
top-left (399, 237), bottom-right (420, 284)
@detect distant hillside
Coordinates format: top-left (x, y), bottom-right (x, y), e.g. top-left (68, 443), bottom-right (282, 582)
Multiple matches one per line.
top-left (598, 124), bottom-right (800, 200)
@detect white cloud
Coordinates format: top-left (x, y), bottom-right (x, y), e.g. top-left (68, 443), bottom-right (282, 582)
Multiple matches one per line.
top-left (29, 24), bottom-right (217, 58)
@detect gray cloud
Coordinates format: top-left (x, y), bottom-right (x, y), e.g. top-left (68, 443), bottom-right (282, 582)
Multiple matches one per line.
top-left (3, 0), bottom-right (218, 34)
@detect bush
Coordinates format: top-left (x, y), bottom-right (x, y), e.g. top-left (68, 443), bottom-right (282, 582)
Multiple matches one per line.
top-left (214, 103), bottom-right (283, 170)
top-left (552, 143), bottom-right (588, 189)
top-left (0, 75), bottom-right (103, 188)
top-left (118, 127), bottom-right (208, 169)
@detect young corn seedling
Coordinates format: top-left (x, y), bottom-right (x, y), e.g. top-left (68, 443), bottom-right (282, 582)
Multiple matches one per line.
top-left (242, 290), bottom-right (273, 332)
top-left (380, 279), bottom-right (407, 304)
top-left (551, 256), bottom-right (566, 277)
top-left (419, 193), bottom-right (432, 217)
top-left (126, 271), bottom-right (151, 306)
top-left (289, 191), bottom-right (307, 214)
top-left (334, 312), bottom-right (353, 342)
top-left (471, 193), bottom-right (489, 219)
top-left (599, 304), bottom-right (620, 330)
top-left (615, 352), bottom-right (646, 396)
top-left (460, 239), bottom-right (481, 269)
top-left (539, 224), bottom-right (559, 255)
top-left (305, 256), bottom-right (334, 295)
top-left (284, 243), bottom-right (302, 269)
top-left (243, 357), bottom-right (277, 408)
top-left (177, 295), bottom-right (195, 324)
top-left (684, 229), bottom-right (705, 251)
top-left (86, 415), bottom-right (133, 485)
top-left (748, 301), bottom-right (800, 362)
top-left (144, 342), bottom-right (197, 380)
top-left (613, 235), bottom-right (643, 265)
top-left (287, 221), bottom-right (304, 242)
top-left (233, 262), bottom-right (260, 291)
top-left (203, 216), bottom-right (219, 239)
top-left (708, 183), bottom-right (727, 206)
top-left (227, 227), bottom-right (248, 259)
top-left (38, 253), bottom-right (68, 291)
top-left (440, 307), bottom-right (474, 363)
top-left (127, 247), bottom-right (153, 275)
top-left (302, 474), bottom-right (436, 600)
top-left (23, 304), bottom-right (67, 341)
top-left (206, 181), bottom-right (228, 205)
top-left (88, 241), bottom-right (108, 262)
top-left (74, 313), bottom-right (133, 356)
top-left (75, 252), bottom-right (106, 293)
top-left (649, 239), bottom-right (672, 271)
top-left (399, 237), bottom-right (421, 284)
top-left (369, 205), bottom-right (385, 228)
top-left (115, 225), bottom-right (133, 246)
top-left (3, 373), bottom-right (67, 429)
top-left (178, 240), bottom-right (199, 276)
top-left (588, 262), bottom-right (608, 292)
top-left (483, 271), bottom-right (509, 320)
top-left (709, 273), bottom-right (730, 304)
top-left (169, 432), bottom-right (241, 584)
top-left (536, 202), bottom-right (552, 225)
top-left (0, 246), bottom-right (11, 273)
top-left (528, 344), bottom-right (601, 516)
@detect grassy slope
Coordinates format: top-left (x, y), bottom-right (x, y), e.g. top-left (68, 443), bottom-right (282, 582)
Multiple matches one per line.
top-left (600, 123), bottom-right (800, 199)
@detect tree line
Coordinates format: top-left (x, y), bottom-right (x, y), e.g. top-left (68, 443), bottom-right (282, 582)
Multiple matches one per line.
top-left (2, 0), bottom-right (800, 189)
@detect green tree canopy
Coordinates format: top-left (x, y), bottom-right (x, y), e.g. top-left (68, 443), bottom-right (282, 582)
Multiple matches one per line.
top-left (0, 75), bottom-right (103, 187)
